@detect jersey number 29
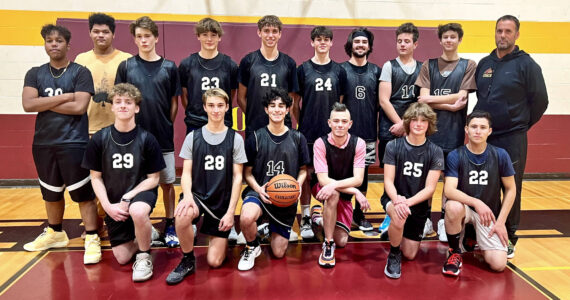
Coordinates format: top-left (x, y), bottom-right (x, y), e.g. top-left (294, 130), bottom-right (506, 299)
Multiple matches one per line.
top-left (112, 153), bottom-right (134, 169)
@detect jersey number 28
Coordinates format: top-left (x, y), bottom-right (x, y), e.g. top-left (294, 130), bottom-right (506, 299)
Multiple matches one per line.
top-left (205, 155), bottom-right (224, 170)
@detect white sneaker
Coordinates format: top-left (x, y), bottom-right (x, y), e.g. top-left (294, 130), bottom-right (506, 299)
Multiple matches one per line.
top-left (83, 234), bottom-right (101, 265)
top-left (300, 216), bottom-right (315, 240)
top-left (132, 252), bottom-right (153, 282)
top-left (423, 219), bottom-right (435, 238)
top-left (228, 226), bottom-right (238, 242)
top-left (150, 226), bottom-right (163, 247)
top-left (236, 232), bottom-right (246, 245)
top-left (289, 230), bottom-right (299, 242)
top-left (437, 219), bottom-right (448, 242)
top-left (238, 245), bottom-right (261, 271)
top-left (23, 227), bottom-right (69, 251)
top-left (257, 223), bottom-right (270, 240)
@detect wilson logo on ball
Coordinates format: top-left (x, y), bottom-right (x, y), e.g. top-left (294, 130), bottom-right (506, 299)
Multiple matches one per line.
top-left (266, 174), bottom-right (300, 207)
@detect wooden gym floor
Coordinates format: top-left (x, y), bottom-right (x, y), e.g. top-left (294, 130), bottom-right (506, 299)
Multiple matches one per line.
top-left (0, 180), bottom-right (569, 299)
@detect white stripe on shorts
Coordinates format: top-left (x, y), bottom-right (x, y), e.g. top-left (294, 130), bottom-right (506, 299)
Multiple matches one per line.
top-left (38, 179), bottom-right (65, 193)
top-left (67, 175), bottom-right (91, 191)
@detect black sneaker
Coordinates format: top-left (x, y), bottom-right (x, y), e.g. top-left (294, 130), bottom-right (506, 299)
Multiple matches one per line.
top-left (384, 250), bottom-right (401, 279)
top-left (166, 257), bottom-right (195, 285)
top-left (442, 249), bottom-right (462, 276)
top-left (353, 214), bottom-right (373, 231)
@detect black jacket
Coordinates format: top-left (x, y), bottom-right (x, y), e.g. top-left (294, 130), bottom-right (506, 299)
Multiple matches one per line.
top-left (474, 46), bottom-right (548, 136)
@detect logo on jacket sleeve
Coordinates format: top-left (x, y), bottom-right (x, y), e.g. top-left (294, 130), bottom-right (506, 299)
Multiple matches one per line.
top-left (482, 68), bottom-right (493, 78)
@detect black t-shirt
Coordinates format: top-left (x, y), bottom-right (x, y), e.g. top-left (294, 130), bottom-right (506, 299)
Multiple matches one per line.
top-left (24, 62), bottom-right (94, 146)
top-left (341, 61), bottom-right (381, 142)
top-left (179, 53), bottom-right (238, 128)
top-left (115, 55), bottom-right (181, 152)
top-left (297, 60), bottom-right (347, 143)
top-left (244, 127), bottom-right (310, 168)
top-left (238, 50), bottom-right (299, 133)
top-left (82, 125), bottom-right (165, 175)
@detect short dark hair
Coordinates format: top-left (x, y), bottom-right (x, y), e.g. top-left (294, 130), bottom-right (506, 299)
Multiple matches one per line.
top-left (311, 26), bottom-right (333, 40)
top-left (466, 110), bottom-right (492, 127)
top-left (262, 88), bottom-right (292, 108)
top-left (437, 23), bottom-right (463, 40)
top-left (195, 17), bottom-right (224, 37)
top-left (496, 15), bottom-right (520, 31)
top-left (41, 24), bottom-right (71, 44)
top-left (130, 16), bottom-right (159, 37)
top-left (331, 102), bottom-right (348, 113)
top-left (257, 15), bottom-right (282, 31)
top-left (344, 27), bottom-right (374, 58)
top-left (396, 22), bottom-right (419, 42)
top-left (202, 88), bottom-right (230, 105)
top-left (89, 13), bottom-right (116, 33)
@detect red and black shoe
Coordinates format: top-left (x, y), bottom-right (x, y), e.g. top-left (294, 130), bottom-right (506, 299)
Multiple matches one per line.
top-left (442, 249), bottom-right (462, 276)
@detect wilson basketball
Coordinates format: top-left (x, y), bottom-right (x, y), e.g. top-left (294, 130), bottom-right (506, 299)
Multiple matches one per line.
top-left (266, 174), bottom-right (300, 207)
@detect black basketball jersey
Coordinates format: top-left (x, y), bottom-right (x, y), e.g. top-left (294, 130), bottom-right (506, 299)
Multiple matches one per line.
top-left (100, 126), bottom-right (149, 204)
top-left (341, 62), bottom-right (381, 142)
top-left (191, 127), bottom-right (235, 216)
top-left (242, 50), bottom-right (295, 133)
top-left (427, 58), bottom-right (468, 152)
top-left (378, 60), bottom-right (423, 141)
top-left (323, 134), bottom-right (357, 201)
top-left (298, 60), bottom-right (343, 144)
top-left (180, 53), bottom-right (237, 128)
top-left (457, 145), bottom-right (502, 218)
top-left (380, 137), bottom-right (442, 212)
top-left (121, 56), bottom-right (178, 152)
top-left (31, 62), bottom-right (91, 146)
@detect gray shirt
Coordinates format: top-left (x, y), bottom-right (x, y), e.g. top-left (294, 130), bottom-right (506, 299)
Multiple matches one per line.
top-left (379, 57), bottom-right (418, 82)
top-left (180, 127), bottom-right (247, 164)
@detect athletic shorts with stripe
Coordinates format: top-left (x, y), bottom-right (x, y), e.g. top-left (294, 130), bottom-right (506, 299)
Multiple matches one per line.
top-left (189, 194), bottom-right (231, 239)
top-left (32, 145), bottom-right (94, 202)
top-left (462, 204), bottom-right (508, 252)
top-left (242, 189), bottom-right (296, 239)
top-left (311, 183), bottom-right (353, 233)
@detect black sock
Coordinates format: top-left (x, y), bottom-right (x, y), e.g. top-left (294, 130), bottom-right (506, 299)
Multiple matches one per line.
top-left (138, 249), bottom-right (151, 254)
top-left (440, 208), bottom-right (446, 220)
top-left (85, 230), bottom-right (97, 235)
top-left (390, 245), bottom-right (401, 254)
top-left (183, 250), bottom-right (195, 261)
top-left (49, 223), bottom-right (62, 232)
top-left (246, 237), bottom-right (260, 247)
top-left (448, 233), bottom-right (460, 253)
top-left (165, 218), bottom-right (175, 228)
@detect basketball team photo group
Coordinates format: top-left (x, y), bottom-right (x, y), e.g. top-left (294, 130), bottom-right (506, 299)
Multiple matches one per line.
top-left (11, 8), bottom-right (556, 297)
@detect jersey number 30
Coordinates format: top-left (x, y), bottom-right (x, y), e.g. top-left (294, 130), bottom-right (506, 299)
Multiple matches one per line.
top-left (112, 153), bottom-right (134, 169)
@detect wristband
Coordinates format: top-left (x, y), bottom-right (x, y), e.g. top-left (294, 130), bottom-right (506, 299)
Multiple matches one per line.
top-left (121, 198), bottom-right (131, 203)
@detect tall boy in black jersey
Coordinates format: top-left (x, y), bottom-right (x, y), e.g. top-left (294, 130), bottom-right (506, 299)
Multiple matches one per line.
top-left (115, 16), bottom-right (181, 247)
top-left (22, 24), bottom-right (100, 265)
top-left (166, 88), bottom-right (246, 285)
top-left (238, 88), bottom-right (309, 271)
top-left (295, 26), bottom-right (347, 240)
top-left (381, 103), bottom-right (444, 279)
top-left (179, 17), bottom-right (238, 133)
top-left (82, 83), bottom-right (165, 282)
top-left (378, 23), bottom-right (422, 234)
top-left (442, 111), bottom-right (515, 276)
top-left (414, 23), bottom-right (477, 241)
top-left (340, 28), bottom-right (381, 231)
top-left (237, 15), bottom-right (299, 138)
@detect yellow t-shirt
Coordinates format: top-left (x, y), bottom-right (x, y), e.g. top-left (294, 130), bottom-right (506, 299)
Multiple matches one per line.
top-left (75, 49), bottom-right (132, 134)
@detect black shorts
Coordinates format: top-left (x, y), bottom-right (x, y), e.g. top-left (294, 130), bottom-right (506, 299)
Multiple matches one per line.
top-left (106, 190), bottom-right (157, 247)
top-left (190, 195), bottom-right (231, 239)
top-left (32, 145), bottom-right (94, 202)
top-left (242, 189), bottom-right (297, 239)
top-left (381, 199), bottom-right (429, 242)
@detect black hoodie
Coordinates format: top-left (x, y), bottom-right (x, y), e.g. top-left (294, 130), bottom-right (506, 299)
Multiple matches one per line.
top-left (474, 46), bottom-right (548, 137)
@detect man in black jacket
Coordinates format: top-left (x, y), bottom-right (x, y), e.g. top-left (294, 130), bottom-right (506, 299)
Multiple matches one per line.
top-left (474, 15), bottom-right (548, 258)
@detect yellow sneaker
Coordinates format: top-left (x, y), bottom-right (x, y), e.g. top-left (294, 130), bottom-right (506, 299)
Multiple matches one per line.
top-left (23, 227), bottom-right (69, 251)
top-left (84, 234), bottom-right (102, 264)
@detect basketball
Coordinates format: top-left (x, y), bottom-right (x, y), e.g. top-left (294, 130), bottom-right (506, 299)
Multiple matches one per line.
top-left (266, 174), bottom-right (300, 207)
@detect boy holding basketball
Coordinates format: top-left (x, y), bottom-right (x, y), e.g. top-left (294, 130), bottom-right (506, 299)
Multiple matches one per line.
top-left (165, 88), bottom-right (246, 285)
top-left (381, 102), bottom-right (444, 279)
top-left (312, 102), bottom-right (370, 268)
top-left (238, 88), bottom-right (310, 271)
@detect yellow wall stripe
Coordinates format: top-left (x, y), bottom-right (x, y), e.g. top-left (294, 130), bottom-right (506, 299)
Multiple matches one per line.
top-left (1, 10), bottom-right (570, 53)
